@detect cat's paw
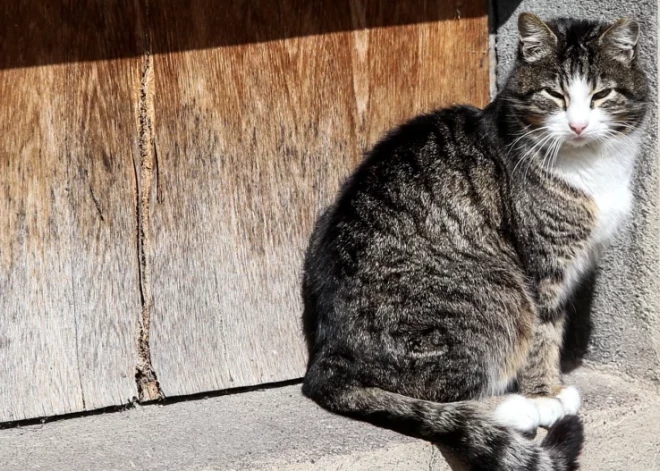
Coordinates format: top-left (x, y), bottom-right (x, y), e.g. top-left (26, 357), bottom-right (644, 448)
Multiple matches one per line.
top-left (531, 396), bottom-right (565, 427)
top-left (557, 385), bottom-right (581, 415)
top-left (494, 394), bottom-right (540, 433)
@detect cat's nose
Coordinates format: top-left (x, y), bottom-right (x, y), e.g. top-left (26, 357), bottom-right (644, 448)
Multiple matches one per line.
top-left (569, 122), bottom-right (588, 135)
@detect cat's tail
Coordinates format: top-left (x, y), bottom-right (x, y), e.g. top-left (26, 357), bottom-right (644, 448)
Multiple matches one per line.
top-left (302, 376), bottom-right (583, 471)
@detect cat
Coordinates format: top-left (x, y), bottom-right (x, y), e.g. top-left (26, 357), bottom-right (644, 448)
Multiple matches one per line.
top-left (301, 13), bottom-right (649, 471)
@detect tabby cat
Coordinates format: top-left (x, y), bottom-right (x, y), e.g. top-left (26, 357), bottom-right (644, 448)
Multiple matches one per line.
top-left (301, 13), bottom-right (648, 471)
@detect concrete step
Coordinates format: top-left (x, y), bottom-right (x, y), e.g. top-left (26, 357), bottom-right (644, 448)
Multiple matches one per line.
top-left (1, 366), bottom-right (659, 470)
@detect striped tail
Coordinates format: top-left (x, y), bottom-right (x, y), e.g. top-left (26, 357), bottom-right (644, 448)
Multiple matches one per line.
top-left (303, 375), bottom-right (583, 471)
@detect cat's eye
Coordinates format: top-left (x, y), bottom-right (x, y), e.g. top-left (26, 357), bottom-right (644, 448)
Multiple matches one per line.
top-left (543, 88), bottom-right (565, 100)
top-left (592, 89), bottom-right (613, 101)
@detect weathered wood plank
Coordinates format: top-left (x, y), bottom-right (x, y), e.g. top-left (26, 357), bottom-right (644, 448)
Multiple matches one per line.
top-left (149, 1), bottom-right (489, 397)
top-left (0, 2), bottom-right (142, 421)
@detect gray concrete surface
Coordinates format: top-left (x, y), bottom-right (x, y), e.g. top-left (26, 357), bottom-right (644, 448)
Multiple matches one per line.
top-left (494, 0), bottom-right (660, 385)
top-left (0, 367), bottom-right (658, 471)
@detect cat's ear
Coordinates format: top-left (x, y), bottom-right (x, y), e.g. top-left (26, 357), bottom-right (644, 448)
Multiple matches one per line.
top-left (518, 13), bottom-right (557, 62)
top-left (599, 18), bottom-right (639, 63)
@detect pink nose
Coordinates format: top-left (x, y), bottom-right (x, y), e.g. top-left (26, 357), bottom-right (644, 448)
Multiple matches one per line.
top-left (569, 122), bottom-right (588, 135)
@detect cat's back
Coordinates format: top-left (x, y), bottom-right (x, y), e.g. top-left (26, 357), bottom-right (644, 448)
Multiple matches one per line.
top-left (341, 104), bottom-right (493, 200)
top-left (303, 104), bottom-right (512, 295)
top-left (314, 105), bottom-right (505, 251)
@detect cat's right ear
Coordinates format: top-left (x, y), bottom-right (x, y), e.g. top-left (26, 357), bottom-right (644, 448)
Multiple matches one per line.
top-left (518, 13), bottom-right (557, 62)
top-left (599, 18), bottom-right (640, 63)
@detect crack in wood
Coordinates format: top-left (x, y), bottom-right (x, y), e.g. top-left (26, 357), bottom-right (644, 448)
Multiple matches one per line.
top-left (89, 185), bottom-right (105, 222)
top-left (134, 0), bottom-right (163, 402)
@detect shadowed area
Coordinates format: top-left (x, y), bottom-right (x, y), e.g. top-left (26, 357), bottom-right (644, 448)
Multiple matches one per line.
top-left (0, 0), bottom-right (503, 70)
top-left (561, 270), bottom-right (597, 373)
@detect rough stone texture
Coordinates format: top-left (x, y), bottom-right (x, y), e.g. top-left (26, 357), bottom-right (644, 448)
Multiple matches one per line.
top-left (0, 368), bottom-right (658, 471)
top-left (493, 0), bottom-right (660, 385)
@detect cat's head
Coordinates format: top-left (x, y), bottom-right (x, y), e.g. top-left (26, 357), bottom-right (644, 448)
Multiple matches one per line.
top-left (504, 14), bottom-right (649, 148)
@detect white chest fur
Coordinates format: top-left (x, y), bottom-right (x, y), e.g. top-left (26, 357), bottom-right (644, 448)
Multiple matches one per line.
top-left (552, 133), bottom-right (640, 300)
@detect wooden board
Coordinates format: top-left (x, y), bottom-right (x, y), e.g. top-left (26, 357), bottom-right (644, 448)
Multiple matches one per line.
top-left (0, 2), bottom-right (142, 421)
top-left (0, 0), bottom-right (489, 419)
top-left (149, 0), bottom-right (489, 397)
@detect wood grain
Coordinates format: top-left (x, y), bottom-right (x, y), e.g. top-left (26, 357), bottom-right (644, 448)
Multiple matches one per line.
top-left (0, 0), bottom-right (489, 419)
top-left (149, 0), bottom-right (489, 397)
top-left (0, 0), bottom-right (486, 70)
top-left (0, 2), bottom-right (142, 421)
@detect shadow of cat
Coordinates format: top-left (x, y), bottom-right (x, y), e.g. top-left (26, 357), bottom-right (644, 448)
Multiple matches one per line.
top-left (438, 447), bottom-right (469, 470)
top-left (561, 269), bottom-right (597, 373)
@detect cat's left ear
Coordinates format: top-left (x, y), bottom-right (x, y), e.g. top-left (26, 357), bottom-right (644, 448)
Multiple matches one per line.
top-left (600, 18), bottom-right (640, 63)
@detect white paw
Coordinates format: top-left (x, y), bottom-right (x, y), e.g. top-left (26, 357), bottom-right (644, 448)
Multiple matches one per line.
top-left (557, 386), bottom-right (581, 415)
top-left (532, 397), bottom-right (565, 427)
top-left (494, 394), bottom-right (540, 433)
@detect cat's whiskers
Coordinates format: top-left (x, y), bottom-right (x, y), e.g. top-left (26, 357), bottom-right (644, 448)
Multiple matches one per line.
top-left (597, 133), bottom-right (622, 155)
top-left (507, 126), bottom-right (552, 158)
top-left (517, 132), bottom-right (557, 182)
top-left (511, 139), bottom-right (542, 177)
top-left (546, 137), bottom-right (563, 173)
top-left (519, 133), bottom-right (553, 176)
top-left (594, 136), bottom-right (616, 156)
top-left (538, 138), bottom-right (554, 175)
top-left (598, 128), bottom-right (635, 151)
top-left (538, 135), bottom-right (562, 177)
top-left (510, 128), bottom-right (553, 174)
top-left (612, 122), bottom-right (639, 136)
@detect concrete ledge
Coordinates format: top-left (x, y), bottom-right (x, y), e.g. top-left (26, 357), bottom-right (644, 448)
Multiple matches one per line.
top-left (1, 367), bottom-right (658, 471)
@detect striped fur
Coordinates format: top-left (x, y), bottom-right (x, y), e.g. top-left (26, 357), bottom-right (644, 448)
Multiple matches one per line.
top-left (302, 14), bottom-right (648, 470)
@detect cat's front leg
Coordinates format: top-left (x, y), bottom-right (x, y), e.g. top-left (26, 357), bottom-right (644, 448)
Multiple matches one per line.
top-left (518, 314), bottom-right (581, 427)
top-left (519, 315), bottom-right (564, 396)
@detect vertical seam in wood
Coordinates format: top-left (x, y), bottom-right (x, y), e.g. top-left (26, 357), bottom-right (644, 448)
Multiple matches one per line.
top-left (135, 0), bottom-right (163, 401)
